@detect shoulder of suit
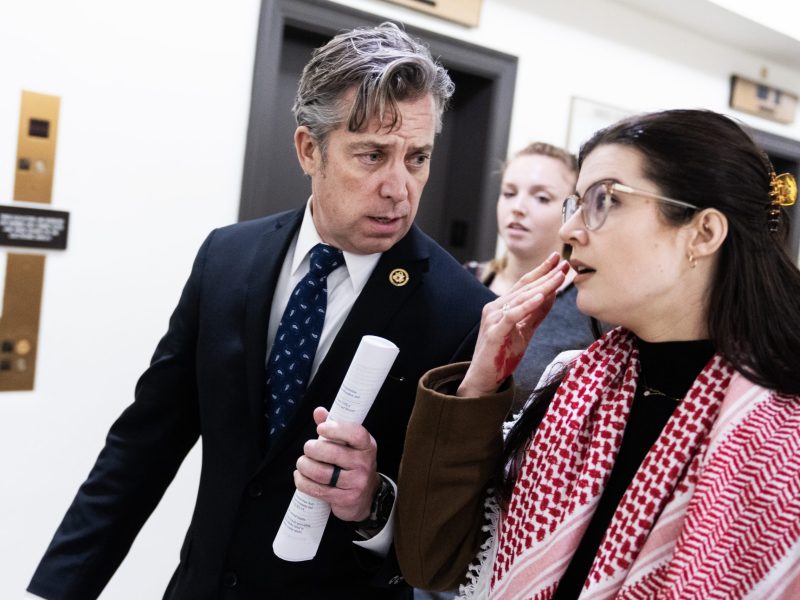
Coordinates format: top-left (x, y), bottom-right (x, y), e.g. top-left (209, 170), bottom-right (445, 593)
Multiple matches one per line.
top-left (403, 226), bottom-right (457, 263)
top-left (210, 208), bottom-right (303, 239)
top-left (402, 229), bottom-right (495, 304)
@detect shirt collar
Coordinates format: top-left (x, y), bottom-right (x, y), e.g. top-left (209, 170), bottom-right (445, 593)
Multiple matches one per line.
top-left (292, 198), bottom-right (381, 293)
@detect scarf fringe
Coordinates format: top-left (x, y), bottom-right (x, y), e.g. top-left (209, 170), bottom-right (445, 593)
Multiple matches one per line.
top-left (458, 488), bottom-right (501, 600)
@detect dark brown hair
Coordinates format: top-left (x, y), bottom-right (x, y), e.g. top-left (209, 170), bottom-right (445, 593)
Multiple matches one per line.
top-left (578, 109), bottom-right (800, 394)
top-left (501, 109), bottom-right (800, 503)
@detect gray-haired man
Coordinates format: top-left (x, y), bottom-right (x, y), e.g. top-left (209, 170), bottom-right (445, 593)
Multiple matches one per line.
top-left (28, 23), bottom-right (493, 599)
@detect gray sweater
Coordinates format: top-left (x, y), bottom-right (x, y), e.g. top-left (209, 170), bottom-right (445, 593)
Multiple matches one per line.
top-left (513, 284), bottom-right (594, 405)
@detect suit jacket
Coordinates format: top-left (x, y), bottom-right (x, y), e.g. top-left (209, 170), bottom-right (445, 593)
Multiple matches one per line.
top-left (28, 209), bottom-right (495, 599)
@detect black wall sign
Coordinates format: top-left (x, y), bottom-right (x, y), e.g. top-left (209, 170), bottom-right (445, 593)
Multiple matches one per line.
top-left (0, 205), bottom-right (69, 250)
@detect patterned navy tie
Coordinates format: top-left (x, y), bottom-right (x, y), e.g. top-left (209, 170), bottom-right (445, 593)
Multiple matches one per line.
top-left (266, 243), bottom-right (344, 439)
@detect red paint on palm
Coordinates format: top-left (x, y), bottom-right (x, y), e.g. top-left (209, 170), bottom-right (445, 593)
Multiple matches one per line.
top-left (494, 335), bottom-right (523, 384)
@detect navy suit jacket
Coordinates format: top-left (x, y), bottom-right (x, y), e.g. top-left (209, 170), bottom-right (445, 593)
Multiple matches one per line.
top-left (29, 209), bottom-right (495, 599)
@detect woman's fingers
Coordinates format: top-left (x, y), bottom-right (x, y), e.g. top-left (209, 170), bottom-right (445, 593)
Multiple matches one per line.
top-left (495, 262), bottom-right (568, 319)
top-left (482, 256), bottom-right (564, 319)
top-left (507, 252), bottom-right (562, 294)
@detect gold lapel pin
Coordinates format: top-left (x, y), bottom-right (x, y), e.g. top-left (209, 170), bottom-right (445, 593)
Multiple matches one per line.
top-left (389, 268), bottom-right (409, 287)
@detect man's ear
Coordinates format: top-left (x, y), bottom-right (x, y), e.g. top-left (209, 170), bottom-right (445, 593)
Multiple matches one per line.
top-left (294, 126), bottom-right (320, 176)
top-left (687, 208), bottom-right (728, 260)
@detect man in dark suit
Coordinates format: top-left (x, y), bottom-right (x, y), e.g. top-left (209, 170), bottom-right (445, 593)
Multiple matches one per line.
top-left (28, 21), bottom-right (494, 600)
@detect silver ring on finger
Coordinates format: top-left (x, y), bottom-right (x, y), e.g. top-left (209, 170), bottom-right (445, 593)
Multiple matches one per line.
top-left (502, 302), bottom-right (511, 315)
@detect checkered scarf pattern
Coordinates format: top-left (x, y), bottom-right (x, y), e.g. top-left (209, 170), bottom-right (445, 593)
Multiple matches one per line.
top-left (485, 327), bottom-right (800, 599)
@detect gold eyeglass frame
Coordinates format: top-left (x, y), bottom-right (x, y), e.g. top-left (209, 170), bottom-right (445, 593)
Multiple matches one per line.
top-left (562, 181), bottom-right (699, 231)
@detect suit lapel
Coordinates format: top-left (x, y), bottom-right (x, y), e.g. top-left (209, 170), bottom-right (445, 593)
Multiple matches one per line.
top-left (243, 210), bottom-right (303, 456)
top-left (317, 227), bottom-right (428, 381)
top-left (260, 226), bottom-right (430, 466)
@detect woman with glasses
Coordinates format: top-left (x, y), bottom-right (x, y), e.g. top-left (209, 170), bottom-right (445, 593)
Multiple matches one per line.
top-left (464, 142), bottom-right (594, 405)
top-left (395, 109), bottom-right (800, 599)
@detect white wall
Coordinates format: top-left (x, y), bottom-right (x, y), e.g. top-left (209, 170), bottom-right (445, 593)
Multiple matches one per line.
top-left (336, 0), bottom-right (800, 262)
top-left (0, 0), bottom-right (261, 597)
top-left (335, 0), bottom-right (800, 153)
top-left (2, 0), bottom-right (799, 598)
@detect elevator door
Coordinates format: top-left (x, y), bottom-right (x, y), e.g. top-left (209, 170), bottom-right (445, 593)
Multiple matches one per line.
top-left (239, 0), bottom-right (517, 264)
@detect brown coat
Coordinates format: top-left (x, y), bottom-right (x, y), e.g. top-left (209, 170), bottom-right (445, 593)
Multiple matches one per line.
top-left (396, 362), bottom-right (513, 591)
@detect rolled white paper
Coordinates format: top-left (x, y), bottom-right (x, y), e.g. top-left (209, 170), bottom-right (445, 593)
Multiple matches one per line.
top-left (273, 335), bottom-right (399, 562)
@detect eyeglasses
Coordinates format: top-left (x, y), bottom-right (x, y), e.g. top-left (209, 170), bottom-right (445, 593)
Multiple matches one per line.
top-left (562, 180), bottom-right (699, 231)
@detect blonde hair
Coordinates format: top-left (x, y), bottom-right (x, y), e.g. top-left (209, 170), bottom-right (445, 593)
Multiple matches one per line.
top-left (504, 141), bottom-right (578, 176)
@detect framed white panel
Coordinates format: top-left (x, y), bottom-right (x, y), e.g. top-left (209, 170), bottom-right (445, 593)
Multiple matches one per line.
top-left (566, 97), bottom-right (633, 155)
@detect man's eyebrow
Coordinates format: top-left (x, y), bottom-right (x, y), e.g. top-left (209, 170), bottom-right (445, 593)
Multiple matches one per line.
top-left (345, 140), bottom-right (434, 153)
top-left (346, 140), bottom-right (389, 152)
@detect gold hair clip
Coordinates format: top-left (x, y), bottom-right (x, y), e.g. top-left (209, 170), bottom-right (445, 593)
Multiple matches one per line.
top-left (770, 172), bottom-right (797, 207)
top-left (767, 172), bottom-right (797, 233)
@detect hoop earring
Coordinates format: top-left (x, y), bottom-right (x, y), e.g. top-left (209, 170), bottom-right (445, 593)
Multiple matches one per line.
top-left (687, 253), bottom-right (697, 269)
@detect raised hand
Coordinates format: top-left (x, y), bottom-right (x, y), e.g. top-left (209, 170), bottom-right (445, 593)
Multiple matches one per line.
top-left (458, 252), bottom-right (569, 397)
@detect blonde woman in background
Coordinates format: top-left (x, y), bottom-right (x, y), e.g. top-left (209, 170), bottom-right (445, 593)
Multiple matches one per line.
top-left (466, 143), bottom-right (594, 404)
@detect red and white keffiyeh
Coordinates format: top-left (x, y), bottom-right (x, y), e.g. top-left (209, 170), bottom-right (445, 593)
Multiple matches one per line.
top-left (464, 327), bottom-right (800, 600)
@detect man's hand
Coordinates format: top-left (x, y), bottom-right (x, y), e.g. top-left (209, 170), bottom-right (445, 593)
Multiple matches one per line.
top-left (294, 407), bottom-right (379, 522)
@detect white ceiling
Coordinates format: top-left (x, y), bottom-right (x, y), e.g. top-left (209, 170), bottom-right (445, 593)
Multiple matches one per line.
top-left (610, 0), bottom-right (800, 70)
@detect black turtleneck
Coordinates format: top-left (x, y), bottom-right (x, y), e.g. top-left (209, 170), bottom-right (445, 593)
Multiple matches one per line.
top-left (552, 338), bottom-right (715, 600)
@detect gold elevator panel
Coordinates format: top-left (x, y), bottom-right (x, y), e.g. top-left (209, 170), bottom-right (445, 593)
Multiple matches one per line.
top-left (1, 91), bottom-right (62, 390)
